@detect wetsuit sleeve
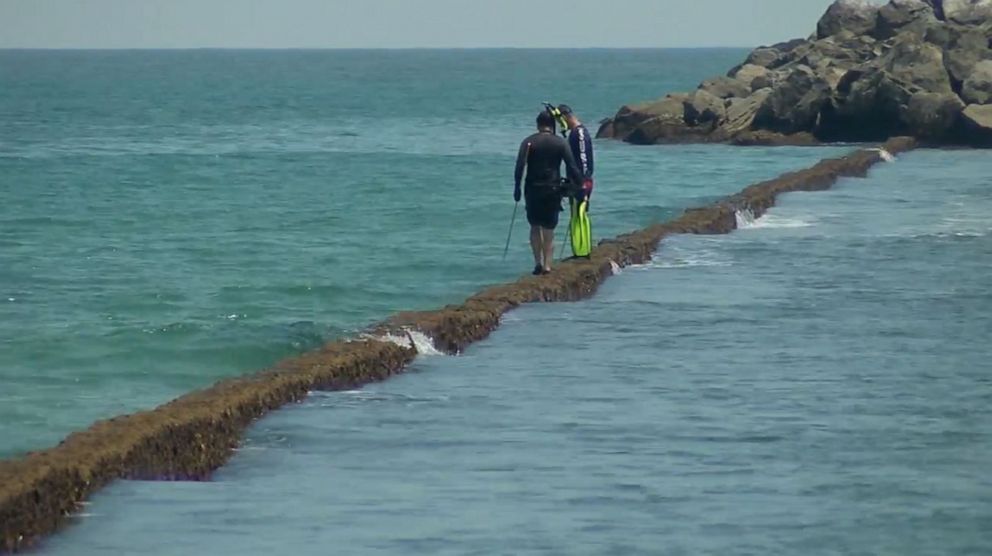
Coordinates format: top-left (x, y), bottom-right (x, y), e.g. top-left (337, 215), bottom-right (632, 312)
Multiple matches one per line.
top-left (584, 128), bottom-right (594, 177)
top-left (514, 139), bottom-right (529, 188)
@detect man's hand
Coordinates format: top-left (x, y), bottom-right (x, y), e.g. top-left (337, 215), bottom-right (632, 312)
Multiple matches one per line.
top-left (513, 186), bottom-right (521, 203)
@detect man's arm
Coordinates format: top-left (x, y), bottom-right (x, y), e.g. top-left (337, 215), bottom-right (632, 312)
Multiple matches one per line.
top-left (514, 139), bottom-right (529, 189)
top-left (560, 138), bottom-right (584, 188)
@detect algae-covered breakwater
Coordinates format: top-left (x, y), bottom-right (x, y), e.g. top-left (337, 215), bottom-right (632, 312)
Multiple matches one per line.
top-left (0, 137), bottom-right (917, 553)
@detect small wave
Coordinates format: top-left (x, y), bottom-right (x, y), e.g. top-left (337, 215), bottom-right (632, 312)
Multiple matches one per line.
top-left (652, 251), bottom-right (730, 269)
top-left (308, 389), bottom-right (450, 406)
top-left (910, 230), bottom-right (989, 239)
top-left (736, 209), bottom-right (812, 230)
top-left (610, 260), bottom-right (623, 275)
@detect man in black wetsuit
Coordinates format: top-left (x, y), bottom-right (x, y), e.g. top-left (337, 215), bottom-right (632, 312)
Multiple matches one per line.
top-left (513, 110), bottom-right (584, 275)
top-left (558, 104), bottom-right (595, 202)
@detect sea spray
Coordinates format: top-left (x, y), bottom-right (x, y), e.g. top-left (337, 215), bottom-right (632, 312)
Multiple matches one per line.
top-left (735, 209), bottom-right (758, 229)
top-left (365, 328), bottom-right (443, 356)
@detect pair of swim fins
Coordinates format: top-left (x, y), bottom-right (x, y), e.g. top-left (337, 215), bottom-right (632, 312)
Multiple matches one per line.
top-left (568, 198), bottom-right (592, 258)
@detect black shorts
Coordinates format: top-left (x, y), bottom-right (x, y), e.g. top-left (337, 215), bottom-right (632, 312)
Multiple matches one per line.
top-left (525, 186), bottom-right (563, 229)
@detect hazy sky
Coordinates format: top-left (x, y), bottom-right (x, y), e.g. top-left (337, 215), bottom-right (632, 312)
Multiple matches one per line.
top-left (0, 0), bottom-right (877, 49)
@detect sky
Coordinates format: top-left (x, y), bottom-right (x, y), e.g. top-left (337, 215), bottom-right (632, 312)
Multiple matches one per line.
top-left (0, 0), bottom-right (879, 49)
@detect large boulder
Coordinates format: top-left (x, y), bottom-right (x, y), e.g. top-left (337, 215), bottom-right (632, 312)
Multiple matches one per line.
top-left (817, 0), bottom-right (880, 38)
top-left (772, 38), bottom-right (813, 53)
top-left (792, 34), bottom-right (884, 88)
top-left (928, 23), bottom-right (992, 85)
top-left (825, 36), bottom-right (953, 138)
top-left (961, 103), bottom-right (992, 143)
top-left (745, 47), bottom-right (783, 68)
top-left (874, 0), bottom-right (938, 39)
top-left (962, 59), bottom-right (992, 103)
top-left (595, 119), bottom-right (616, 139)
top-left (822, 70), bottom-right (909, 139)
top-left (730, 64), bottom-right (772, 91)
top-left (719, 88), bottom-right (773, 136)
top-left (607, 94), bottom-right (689, 139)
top-left (683, 89), bottom-right (727, 127)
top-left (753, 66), bottom-right (832, 133)
top-left (901, 91), bottom-right (966, 137)
top-left (883, 36), bottom-right (954, 93)
top-left (940, 0), bottom-right (992, 24)
top-left (625, 117), bottom-right (682, 145)
top-left (609, 94), bottom-right (713, 145)
top-left (698, 76), bottom-right (752, 99)
top-left (750, 71), bottom-right (783, 91)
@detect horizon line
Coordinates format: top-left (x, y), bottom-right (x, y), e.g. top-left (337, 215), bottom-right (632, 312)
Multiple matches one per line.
top-left (0, 45), bottom-right (765, 52)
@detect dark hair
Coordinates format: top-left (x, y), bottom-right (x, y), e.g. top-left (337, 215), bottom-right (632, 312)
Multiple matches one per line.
top-left (536, 110), bottom-right (555, 129)
top-left (558, 104), bottom-right (573, 115)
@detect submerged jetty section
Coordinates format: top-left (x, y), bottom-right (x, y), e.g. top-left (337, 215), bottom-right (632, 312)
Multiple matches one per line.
top-left (0, 137), bottom-right (916, 553)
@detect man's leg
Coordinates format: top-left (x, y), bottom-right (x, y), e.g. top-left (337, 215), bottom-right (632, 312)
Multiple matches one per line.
top-left (541, 227), bottom-right (555, 272)
top-left (529, 225), bottom-right (543, 269)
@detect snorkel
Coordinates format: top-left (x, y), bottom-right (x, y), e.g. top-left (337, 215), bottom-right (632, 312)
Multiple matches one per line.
top-left (542, 102), bottom-right (569, 138)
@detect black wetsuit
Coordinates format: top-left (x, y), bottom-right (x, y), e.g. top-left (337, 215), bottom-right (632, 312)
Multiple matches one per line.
top-left (568, 124), bottom-right (595, 202)
top-left (514, 130), bottom-right (583, 229)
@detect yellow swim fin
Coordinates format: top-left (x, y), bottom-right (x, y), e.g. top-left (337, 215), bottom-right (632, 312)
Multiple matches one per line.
top-left (569, 198), bottom-right (592, 258)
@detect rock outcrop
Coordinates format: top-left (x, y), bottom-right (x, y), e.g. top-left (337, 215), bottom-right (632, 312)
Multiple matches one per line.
top-left (817, 0), bottom-right (880, 38)
top-left (962, 103), bottom-right (992, 140)
top-left (940, 0), bottom-right (992, 24)
top-left (598, 0), bottom-right (992, 146)
top-left (963, 59), bottom-right (992, 103)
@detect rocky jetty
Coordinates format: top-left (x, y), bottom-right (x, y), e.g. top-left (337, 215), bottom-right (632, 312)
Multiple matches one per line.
top-left (0, 136), bottom-right (918, 553)
top-left (598, 0), bottom-right (992, 146)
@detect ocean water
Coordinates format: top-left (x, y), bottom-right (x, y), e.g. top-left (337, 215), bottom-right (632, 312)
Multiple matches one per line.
top-left (42, 149), bottom-right (992, 555)
top-left (0, 48), bottom-right (855, 457)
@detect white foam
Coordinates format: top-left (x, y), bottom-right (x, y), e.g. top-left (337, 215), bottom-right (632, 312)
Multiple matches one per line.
top-left (407, 329), bottom-right (443, 356)
top-left (747, 214), bottom-right (813, 229)
top-left (652, 253), bottom-right (731, 269)
top-left (500, 312), bottom-right (523, 323)
top-left (365, 328), bottom-right (443, 356)
top-left (372, 332), bottom-right (413, 349)
top-left (868, 147), bottom-right (896, 163)
top-left (610, 260), bottom-right (623, 275)
top-left (735, 208), bottom-right (757, 228)
top-left (736, 209), bottom-right (812, 230)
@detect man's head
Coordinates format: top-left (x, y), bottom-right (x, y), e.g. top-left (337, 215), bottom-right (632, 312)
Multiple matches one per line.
top-left (536, 110), bottom-right (556, 132)
top-left (558, 104), bottom-right (580, 129)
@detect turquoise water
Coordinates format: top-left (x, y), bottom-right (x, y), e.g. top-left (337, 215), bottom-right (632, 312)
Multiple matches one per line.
top-left (0, 48), bottom-right (852, 457)
top-left (43, 150), bottom-right (992, 555)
